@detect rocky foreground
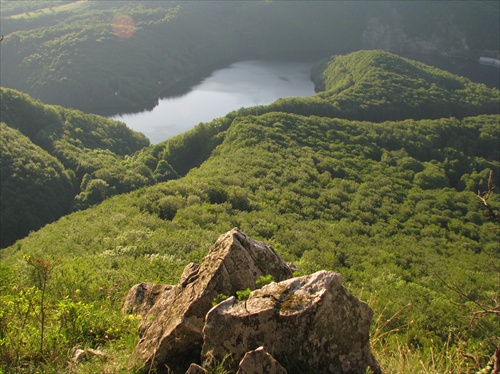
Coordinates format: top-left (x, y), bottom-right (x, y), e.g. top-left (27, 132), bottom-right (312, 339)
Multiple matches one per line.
top-left (124, 228), bottom-right (381, 373)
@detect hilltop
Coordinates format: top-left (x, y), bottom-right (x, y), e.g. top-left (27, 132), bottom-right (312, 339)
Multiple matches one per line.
top-left (239, 50), bottom-right (500, 121)
top-left (0, 49), bottom-right (499, 372)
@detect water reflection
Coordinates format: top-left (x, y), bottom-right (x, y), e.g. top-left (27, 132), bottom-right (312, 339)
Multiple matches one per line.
top-left (112, 60), bottom-right (316, 144)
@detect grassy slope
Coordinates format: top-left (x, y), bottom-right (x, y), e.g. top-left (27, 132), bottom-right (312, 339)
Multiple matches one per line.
top-left (1, 112), bottom-right (499, 371)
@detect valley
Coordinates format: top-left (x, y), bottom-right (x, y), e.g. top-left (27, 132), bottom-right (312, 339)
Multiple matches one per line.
top-left (0, 1), bottom-right (499, 373)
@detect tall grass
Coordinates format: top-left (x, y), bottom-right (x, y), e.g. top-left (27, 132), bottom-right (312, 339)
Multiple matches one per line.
top-left (1, 258), bottom-right (496, 373)
top-left (365, 288), bottom-right (490, 374)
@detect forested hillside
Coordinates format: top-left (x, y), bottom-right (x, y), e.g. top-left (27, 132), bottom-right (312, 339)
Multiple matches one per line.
top-left (1, 47), bottom-right (499, 372)
top-left (0, 0), bottom-right (498, 115)
top-left (236, 50), bottom-right (500, 121)
top-left (4, 49), bottom-right (497, 248)
top-left (0, 123), bottom-right (73, 247)
top-left (1, 114), bottom-right (499, 372)
top-left (0, 88), bottom-right (155, 247)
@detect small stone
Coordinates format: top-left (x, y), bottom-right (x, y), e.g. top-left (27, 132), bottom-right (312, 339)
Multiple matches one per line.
top-left (87, 348), bottom-right (107, 360)
top-left (71, 348), bottom-right (88, 363)
top-left (237, 346), bottom-right (287, 374)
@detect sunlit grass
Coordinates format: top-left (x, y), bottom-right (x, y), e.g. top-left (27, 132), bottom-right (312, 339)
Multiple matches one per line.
top-left (9, 1), bottom-right (89, 20)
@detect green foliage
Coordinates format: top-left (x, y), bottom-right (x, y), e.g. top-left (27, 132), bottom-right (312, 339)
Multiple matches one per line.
top-left (2, 2), bottom-right (497, 115)
top-left (0, 48), bottom-right (499, 373)
top-left (253, 51), bottom-right (500, 122)
top-left (203, 352), bottom-right (233, 374)
top-left (212, 294), bottom-right (229, 307)
top-left (0, 255), bottom-right (143, 372)
top-left (23, 256), bottom-right (59, 356)
top-left (1, 291), bottom-right (141, 369)
top-left (255, 274), bottom-right (274, 288)
top-left (236, 288), bottom-right (252, 301)
top-left (0, 88), bottom-right (149, 156)
top-left (145, 119), bottom-right (231, 177)
top-left (212, 275), bottom-right (274, 306)
top-left (0, 88), bottom-right (161, 245)
top-left (2, 47), bottom-right (498, 249)
top-left (1, 109), bottom-right (499, 372)
top-left (0, 122), bottom-right (74, 247)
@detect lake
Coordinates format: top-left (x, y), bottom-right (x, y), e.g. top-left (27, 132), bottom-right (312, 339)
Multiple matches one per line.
top-left (112, 54), bottom-right (500, 145)
top-left (112, 60), bottom-right (316, 144)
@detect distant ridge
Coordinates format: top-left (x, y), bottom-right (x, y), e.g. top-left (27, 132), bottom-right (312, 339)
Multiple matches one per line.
top-left (232, 50), bottom-right (500, 122)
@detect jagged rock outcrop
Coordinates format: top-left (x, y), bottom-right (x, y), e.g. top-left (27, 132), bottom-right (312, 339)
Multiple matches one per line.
top-left (202, 270), bottom-right (380, 374)
top-left (125, 228), bottom-right (380, 373)
top-left (128, 228), bottom-right (294, 373)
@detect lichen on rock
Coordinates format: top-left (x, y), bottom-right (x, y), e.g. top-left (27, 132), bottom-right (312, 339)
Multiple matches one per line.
top-left (202, 270), bottom-right (379, 373)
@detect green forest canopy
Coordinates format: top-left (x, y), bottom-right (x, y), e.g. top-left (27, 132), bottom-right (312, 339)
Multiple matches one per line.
top-left (1, 110), bottom-right (499, 371)
top-left (0, 87), bottom-right (152, 247)
top-left (1, 48), bottom-right (499, 372)
top-left (1, 50), bottom-right (499, 248)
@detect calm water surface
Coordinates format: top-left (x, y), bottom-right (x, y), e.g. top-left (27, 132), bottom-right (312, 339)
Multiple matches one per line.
top-left (112, 60), bottom-right (316, 144)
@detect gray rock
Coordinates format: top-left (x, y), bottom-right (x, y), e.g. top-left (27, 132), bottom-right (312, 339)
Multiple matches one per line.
top-left (180, 262), bottom-right (200, 287)
top-left (202, 270), bottom-right (380, 374)
top-left (237, 346), bottom-right (287, 374)
top-left (131, 228), bottom-right (294, 373)
top-left (123, 282), bottom-right (173, 316)
top-left (70, 348), bottom-right (87, 364)
top-left (69, 347), bottom-right (107, 365)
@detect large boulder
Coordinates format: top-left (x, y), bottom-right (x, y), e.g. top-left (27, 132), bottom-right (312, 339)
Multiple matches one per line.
top-left (202, 270), bottom-right (381, 374)
top-left (130, 228), bottom-right (294, 373)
